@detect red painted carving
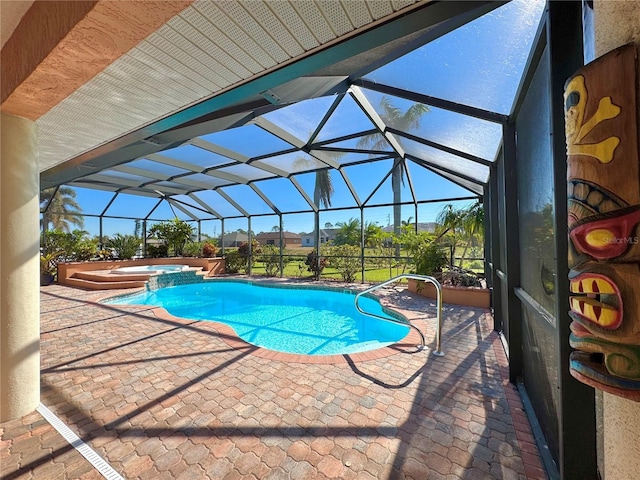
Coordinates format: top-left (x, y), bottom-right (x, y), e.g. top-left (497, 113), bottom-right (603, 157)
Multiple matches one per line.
top-left (565, 43), bottom-right (640, 401)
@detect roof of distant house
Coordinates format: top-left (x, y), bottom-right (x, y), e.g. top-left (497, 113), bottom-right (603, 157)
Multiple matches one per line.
top-left (255, 231), bottom-right (301, 239)
top-left (219, 232), bottom-right (248, 241)
top-left (301, 229), bottom-right (338, 237)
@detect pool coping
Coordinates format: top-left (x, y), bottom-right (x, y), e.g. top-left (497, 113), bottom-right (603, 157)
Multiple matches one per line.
top-left (91, 280), bottom-right (428, 365)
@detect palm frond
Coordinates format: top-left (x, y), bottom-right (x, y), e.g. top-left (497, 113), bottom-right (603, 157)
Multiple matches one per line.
top-left (41, 186), bottom-right (84, 231)
top-left (402, 103), bottom-right (430, 130)
top-left (314, 169), bottom-right (334, 208)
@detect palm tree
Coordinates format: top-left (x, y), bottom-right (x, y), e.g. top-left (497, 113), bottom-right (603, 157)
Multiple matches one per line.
top-left (401, 216), bottom-right (414, 227)
top-left (356, 97), bottom-right (429, 256)
top-left (40, 186), bottom-right (84, 232)
top-left (435, 203), bottom-right (464, 265)
top-left (335, 218), bottom-right (361, 246)
top-left (435, 204), bottom-right (464, 241)
top-left (458, 201), bottom-right (484, 267)
top-left (293, 125), bottom-right (349, 211)
top-left (434, 201), bottom-right (484, 267)
top-left (400, 216), bottom-right (415, 235)
top-left (314, 169), bottom-right (334, 209)
top-left (364, 221), bottom-right (383, 247)
top-left (292, 155), bottom-right (344, 210)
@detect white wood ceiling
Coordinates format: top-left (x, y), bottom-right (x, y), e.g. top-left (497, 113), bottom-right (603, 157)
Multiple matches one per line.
top-left (37, 0), bottom-right (422, 172)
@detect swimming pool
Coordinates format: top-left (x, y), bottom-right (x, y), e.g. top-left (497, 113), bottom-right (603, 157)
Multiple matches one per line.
top-left (110, 264), bottom-right (189, 275)
top-left (106, 281), bottom-right (410, 355)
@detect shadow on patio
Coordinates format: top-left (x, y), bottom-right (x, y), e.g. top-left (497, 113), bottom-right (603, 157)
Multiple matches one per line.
top-left (1, 283), bottom-right (546, 479)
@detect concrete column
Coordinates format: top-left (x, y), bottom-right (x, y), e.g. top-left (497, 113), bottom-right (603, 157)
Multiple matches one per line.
top-left (0, 111), bottom-right (40, 422)
top-left (593, 1), bottom-right (640, 479)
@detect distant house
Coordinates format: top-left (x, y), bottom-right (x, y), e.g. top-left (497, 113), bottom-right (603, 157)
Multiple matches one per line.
top-left (255, 231), bottom-right (302, 247)
top-left (300, 228), bottom-right (338, 247)
top-left (218, 232), bottom-right (248, 247)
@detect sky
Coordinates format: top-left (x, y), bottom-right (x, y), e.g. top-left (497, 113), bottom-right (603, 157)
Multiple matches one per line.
top-left (46, 0), bottom-right (544, 239)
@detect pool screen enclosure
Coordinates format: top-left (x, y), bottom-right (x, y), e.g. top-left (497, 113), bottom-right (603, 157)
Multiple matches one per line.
top-left (37, 2), bottom-right (601, 478)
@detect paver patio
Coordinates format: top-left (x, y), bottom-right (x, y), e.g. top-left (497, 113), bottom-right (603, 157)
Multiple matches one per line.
top-left (1, 280), bottom-right (547, 479)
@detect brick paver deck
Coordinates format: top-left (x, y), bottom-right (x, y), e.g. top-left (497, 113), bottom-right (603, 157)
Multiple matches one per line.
top-left (1, 280), bottom-right (547, 479)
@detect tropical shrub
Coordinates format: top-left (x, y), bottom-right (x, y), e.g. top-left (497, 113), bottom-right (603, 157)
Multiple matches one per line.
top-left (69, 239), bottom-right (96, 261)
top-left (412, 241), bottom-right (448, 276)
top-left (328, 245), bottom-right (360, 282)
top-left (183, 241), bottom-right (203, 257)
top-left (147, 244), bottom-right (168, 258)
top-left (42, 229), bottom-right (98, 262)
top-left (106, 234), bottom-right (140, 260)
top-left (305, 250), bottom-right (328, 280)
top-left (181, 241), bottom-right (217, 258)
top-left (40, 251), bottom-right (63, 276)
top-left (202, 242), bottom-right (217, 258)
top-left (224, 251), bottom-right (244, 274)
top-left (237, 239), bottom-right (262, 256)
top-left (373, 244), bottom-right (396, 273)
top-left (40, 250), bottom-right (63, 285)
top-left (237, 240), bottom-right (262, 272)
top-left (402, 231), bottom-right (448, 276)
top-left (261, 245), bottom-right (286, 276)
top-left (148, 218), bottom-right (194, 256)
top-left (94, 247), bottom-right (116, 261)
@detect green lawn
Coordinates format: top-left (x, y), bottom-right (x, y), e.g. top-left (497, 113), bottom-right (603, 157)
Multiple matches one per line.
top-left (249, 259), bottom-right (412, 283)
top-left (233, 245), bottom-right (484, 283)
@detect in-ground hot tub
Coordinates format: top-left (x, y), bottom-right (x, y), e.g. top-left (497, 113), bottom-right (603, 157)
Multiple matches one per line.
top-left (110, 265), bottom-right (189, 275)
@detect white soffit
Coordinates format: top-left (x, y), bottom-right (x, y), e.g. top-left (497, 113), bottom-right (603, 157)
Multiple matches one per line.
top-left (36, 0), bottom-right (421, 173)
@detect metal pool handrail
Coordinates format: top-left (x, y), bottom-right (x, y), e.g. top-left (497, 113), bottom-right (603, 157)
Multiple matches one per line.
top-left (354, 274), bottom-right (444, 356)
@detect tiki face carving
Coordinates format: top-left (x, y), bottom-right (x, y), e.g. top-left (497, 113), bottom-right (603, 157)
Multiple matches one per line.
top-left (564, 74), bottom-right (621, 164)
top-left (569, 263), bottom-right (640, 341)
top-left (565, 43), bottom-right (640, 401)
top-left (570, 206), bottom-right (640, 263)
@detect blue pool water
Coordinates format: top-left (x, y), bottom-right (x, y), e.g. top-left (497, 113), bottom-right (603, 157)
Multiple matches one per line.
top-left (106, 281), bottom-right (409, 355)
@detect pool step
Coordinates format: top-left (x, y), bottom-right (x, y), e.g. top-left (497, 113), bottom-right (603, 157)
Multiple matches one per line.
top-left (62, 276), bottom-right (147, 290)
top-left (62, 267), bottom-right (207, 290)
top-left (73, 271), bottom-right (152, 282)
top-left (71, 270), bottom-right (151, 282)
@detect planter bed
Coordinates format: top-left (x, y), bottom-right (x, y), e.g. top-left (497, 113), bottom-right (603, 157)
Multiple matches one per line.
top-left (407, 278), bottom-right (490, 309)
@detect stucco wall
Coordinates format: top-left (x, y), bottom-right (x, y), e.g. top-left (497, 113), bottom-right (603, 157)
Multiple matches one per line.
top-left (0, 112), bottom-right (40, 421)
top-left (593, 2), bottom-right (640, 479)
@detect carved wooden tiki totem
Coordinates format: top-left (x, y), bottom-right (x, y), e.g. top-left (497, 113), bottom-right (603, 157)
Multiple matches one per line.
top-left (565, 43), bottom-right (640, 401)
